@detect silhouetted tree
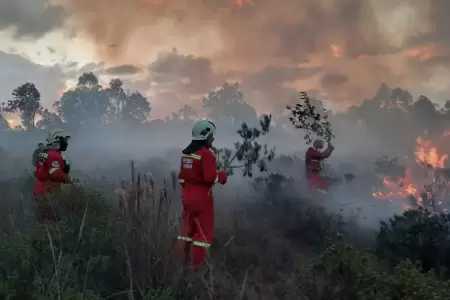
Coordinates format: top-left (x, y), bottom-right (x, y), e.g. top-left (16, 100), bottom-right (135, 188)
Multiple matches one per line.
top-left (178, 104), bottom-right (198, 120)
top-left (105, 79), bottom-right (151, 124)
top-left (0, 106), bottom-right (9, 130)
top-left (122, 92), bottom-right (151, 124)
top-left (36, 108), bottom-right (63, 129)
top-left (3, 83), bottom-right (42, 130)
top-left (106, 78), bottom-right (128, 122)
top-left (54, 72), bottom-right (110, 126)
top-left (203, 83), bottom-right (257, 123)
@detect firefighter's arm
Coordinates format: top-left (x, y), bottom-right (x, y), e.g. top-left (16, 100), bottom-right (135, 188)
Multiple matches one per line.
top-left (310, 144), bottom-right (334, 159)
top-left (202, 151), bottom-right (227, 184)
top-left (321, 146), bottom-right (334, 158)
top-left (177, 158), bottom-right (186, 187)
top-left (45, 154), bottom-right (70, 183)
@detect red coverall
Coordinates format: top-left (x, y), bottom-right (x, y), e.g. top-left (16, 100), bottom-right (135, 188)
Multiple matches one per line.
top-left (177, 146), bottom-right (227, 268)
top-left (305, 145), bottom-right (334, 194)
top-left (33, 149), bottom-right (70, 222)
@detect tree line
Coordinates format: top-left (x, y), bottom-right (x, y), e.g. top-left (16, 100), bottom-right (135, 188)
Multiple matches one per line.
top-left (1, 73), bottom-right (151, 130)
top-left (2, 71), bottom-right (450, 148)
top-left (0, 72), bottom-right (260, 131)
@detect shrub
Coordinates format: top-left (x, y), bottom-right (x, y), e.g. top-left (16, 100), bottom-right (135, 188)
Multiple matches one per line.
top-left (376, 207), bottom-right (450, 277)
top-left (298, 242), bottom-right (450, 300)
top-left (3, 166), bottom-right (450, 299)
top-left (0, 185), bottom-right (129, 299)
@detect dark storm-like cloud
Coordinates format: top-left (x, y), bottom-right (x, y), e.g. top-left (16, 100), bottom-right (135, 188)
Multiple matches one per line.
top-left (321, 73), bottom-right (349, 89)
top-left (6, 0), bottom-right (448, 116)
top-left (0, 51), bottom-right (66, 107)
top-left (104, 64), bottom-right (141, 75)
top-left (0, 0), bottom-right (65, 39)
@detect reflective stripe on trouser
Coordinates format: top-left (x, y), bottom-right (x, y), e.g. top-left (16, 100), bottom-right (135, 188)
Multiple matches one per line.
top-left (176, 204), bottom-right (214, 268)
top-left (177, 236), bottom-right (211, 248)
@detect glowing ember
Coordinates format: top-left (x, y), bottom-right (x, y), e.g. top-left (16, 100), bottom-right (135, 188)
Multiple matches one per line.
top-left (331, 44), bottom-right (342, 58)
top-left (235, 0), bottom-right (253, 7)
top-left (406, 46), bottom-right (435, 61)
top-left (5, 118), bottom-right (16, 127)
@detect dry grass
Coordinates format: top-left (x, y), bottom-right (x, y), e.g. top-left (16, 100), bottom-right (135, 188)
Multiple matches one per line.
top-left (0, 162), bottom-right (376, 299)
top-left (111, 162), bottom-right (348, 299)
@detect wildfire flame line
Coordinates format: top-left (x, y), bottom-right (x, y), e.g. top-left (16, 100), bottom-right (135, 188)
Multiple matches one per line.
top-left (372, 134), bottom-right (449, 212)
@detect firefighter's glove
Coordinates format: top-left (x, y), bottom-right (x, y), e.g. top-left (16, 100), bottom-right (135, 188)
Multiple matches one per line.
top-left (217, 171), bottom-right (228, 185)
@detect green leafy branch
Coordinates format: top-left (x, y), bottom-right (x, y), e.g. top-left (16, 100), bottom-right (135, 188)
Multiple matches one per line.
top-left (286, 92), bottom-right (334, 144)
top-left (213, 114), bottom-right (275, 177)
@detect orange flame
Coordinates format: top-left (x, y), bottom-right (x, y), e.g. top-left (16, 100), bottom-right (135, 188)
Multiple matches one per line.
top-left (331, 44), bottom-right (342, 58)
top-left (407, 46), bottom-right (435, 61)
top-left (415, 136), bottom-right (447, 168)
top-left (373, 134), bottom-right (450, 212)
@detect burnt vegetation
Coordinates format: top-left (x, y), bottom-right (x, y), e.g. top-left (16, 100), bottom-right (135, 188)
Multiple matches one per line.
top-left (2, 78), bottom-right (450, 299)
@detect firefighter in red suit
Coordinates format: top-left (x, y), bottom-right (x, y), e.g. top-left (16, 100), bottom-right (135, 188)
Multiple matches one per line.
top-left (305, 139), bottom-right (334, 194)
top-left (33, 129), bottom-right (72, 223)
top-left (177, 120), bottom-right (228, 269)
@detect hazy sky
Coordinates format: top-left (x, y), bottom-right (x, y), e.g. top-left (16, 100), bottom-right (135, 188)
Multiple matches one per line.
top-left (0, 0), bottom-right (450, 118)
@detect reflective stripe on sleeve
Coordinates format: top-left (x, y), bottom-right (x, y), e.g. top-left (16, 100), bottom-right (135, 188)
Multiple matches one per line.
top-left (49, 168), bottom-right (60, 174)
top-left (214, 174), bottom-right (219, 183)
top-left (182, 153), bottom-right (202, 160)
top-left (178, 179), bottom-right (185, 184)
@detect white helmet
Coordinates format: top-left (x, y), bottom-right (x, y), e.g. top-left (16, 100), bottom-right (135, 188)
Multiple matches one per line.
top-left (45, 128), bottom-right (70, 150)
top-left (192, 120), bottom-right (216, 140)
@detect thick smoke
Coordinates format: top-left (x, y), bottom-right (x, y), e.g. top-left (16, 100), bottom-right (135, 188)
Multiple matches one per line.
top-left (1, 0), bottom-right (450, 233)
top-left (60, 0), bottom-right (450, 112)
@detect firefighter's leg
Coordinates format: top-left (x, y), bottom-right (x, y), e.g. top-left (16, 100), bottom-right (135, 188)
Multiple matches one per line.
top-left (306, 172), bottom-right (314, 193)
top-left (176, 209), bottom-right (194, 265)
top-left (191, 201), bottom-right (214, 269)
top-left (307, 172), bottom-right (328, 194)
top-left (33, 196), bottom-right (59, 224)
top-left (316, 174), bottom-right (329, 194)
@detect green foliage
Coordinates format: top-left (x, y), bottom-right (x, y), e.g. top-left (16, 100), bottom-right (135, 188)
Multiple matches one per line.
top-left (287, 91), bottom-right (334, 143)
top-left (203, 82), bottom-right (257, 123)
top-left (54, 73), bottom-right (110, 126)
top-left (299, 242), bottom-right (450, 300)
top-left (177, 104), bottom-right (197, 120)
top-left (3, 82), bottom-right (42, 129)
top-left (252, 172), bottom-right (295, 199)
top-left (36, 108), bottom-right (64, 129)
top-left (106, 78), bottom-right (151, 124)
top-left (54, 73), bottom-right (151, 126)
top-left (0, 185), bottom-right (131, 299)
top-left (214, 114), bottom-right (275, 177)
top-left (376, 208), bottom-right (450, 277)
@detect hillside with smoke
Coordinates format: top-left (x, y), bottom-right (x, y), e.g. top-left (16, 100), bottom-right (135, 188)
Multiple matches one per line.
top-left (2, 1), bottom-right (450, 297)
top-left (1, 75), bottom-right (450, 298)
top-left (1, 72), bottom-right (449, 228)
top-left (2, 0), bottom-right (450, 118)
top-left (59, 0), bottom-right (450, 112)
top-left (1, 73), bottom-right (450, 298)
